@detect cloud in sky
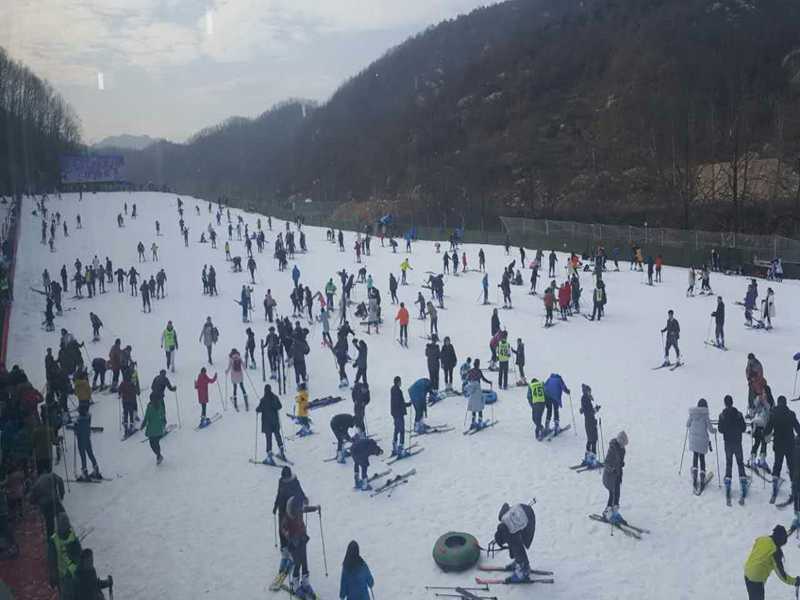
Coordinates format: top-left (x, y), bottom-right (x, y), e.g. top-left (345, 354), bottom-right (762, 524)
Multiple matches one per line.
top-left (0, 0), bottom-right (495, 142)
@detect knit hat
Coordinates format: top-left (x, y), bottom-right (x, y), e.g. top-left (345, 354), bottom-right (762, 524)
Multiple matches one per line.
top-left (772, 525), bottom-right (788, 546)
top-left (280, 466), bottom-right (291, 480)
top-left (616, 430), bottom-right (629, 447)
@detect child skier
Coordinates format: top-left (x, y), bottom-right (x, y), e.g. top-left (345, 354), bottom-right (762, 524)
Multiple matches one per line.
top-left (225, 348), bottom-right (248, 411)
top-left (294, 382), bottom-right (311, 436)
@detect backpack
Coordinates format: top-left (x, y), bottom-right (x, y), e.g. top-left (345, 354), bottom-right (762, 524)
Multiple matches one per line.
top-left (211, 326), bottom-right (219, 343)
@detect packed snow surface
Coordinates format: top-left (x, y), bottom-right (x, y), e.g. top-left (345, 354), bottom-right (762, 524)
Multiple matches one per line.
top-left (9, 192), bottom-right (800, 599)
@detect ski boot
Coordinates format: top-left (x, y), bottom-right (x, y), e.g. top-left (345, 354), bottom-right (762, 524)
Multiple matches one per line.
top-left (336, 449), bottom-right (347, 464)
top-left (77, 469), bottom-right (91, 483)
top-left (156, 454), bottom-right (164, 465)
top-left (602, 505), bottom-right (614, 522)
top-left (232, 397), bottom-right (239, 412)
top-left (360, 477), bottom-right (372, 492)
top-left (553, 420), bottom-right (560, 435)
top-left (609, 505), bottom-right (624, 525)
top-left (390, 443), bottom-right (398, 458)
top-left (724, 477), bottom-right (732, 503)
top-left (757, 455), bottom-right (770, 471)
top-left (243, 395), bottom-right (249, 411)
top-left (699, 470), bottom-right (707, 492)
top-left (661, 358), bottom-right (670, 368)
top-left (90, 467), bottom-right (103, 480)
top-left (469, 419), bottom-right (478, 431)
top-left (771, 477), bottom-right (780, 503)
top-left (398, 444), bottom-right (410, 458)
top-left (740, 476), bottom-right (750, 499)
top-left (505, 562), bottom-right (530, 584)
top-left (297, 574), bottom-right (315, 599)
top-left (578, 452), bottom-right (590, 467)
top-left (691, 467), bottom-right (699, 492)
top-left (353, 473), bottom-right (361, 490)
top-left (262, 453), bottom-right (276, 466)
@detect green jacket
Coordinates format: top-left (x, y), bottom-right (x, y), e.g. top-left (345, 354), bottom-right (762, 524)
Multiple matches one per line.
top-left (527, 381), bottom-right (545, 407)
top-left (143, 401), bottom-right (167, 438)
top-left (161, 327), bottom-right (177, 350)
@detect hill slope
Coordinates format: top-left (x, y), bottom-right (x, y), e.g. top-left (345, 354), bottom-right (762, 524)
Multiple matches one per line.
top-left (122, 0), bottom-right (800, 233)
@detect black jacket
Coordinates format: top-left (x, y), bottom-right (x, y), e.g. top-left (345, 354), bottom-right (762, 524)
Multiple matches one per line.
top-left (256, 391), bottom-right (282, 433)
top-left (331, 413), bottom-right (356, 436)
top-left (765, 404), bottom-right (800, 451)
top-left (273, 474), bottom-right (307, 516)
top-left (390, 384), bottom-right (407, 417)
top-left (425, 343), bottom-right (440, 367)
top-left (717, 406), bottom-right (746, 446)
top-left (440, 344), bottom-right (457, 370)
top-left (712, 302), bottom-right (725, 326)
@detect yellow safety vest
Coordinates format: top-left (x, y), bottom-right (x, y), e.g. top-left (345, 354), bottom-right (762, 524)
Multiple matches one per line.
top-left (528, 381), bottom-right (545, 406)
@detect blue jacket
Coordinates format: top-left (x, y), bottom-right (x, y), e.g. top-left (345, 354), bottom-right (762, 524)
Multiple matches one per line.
top-left (482, 275), bottom-right (488, 290)
top-left (408, 378), bottom-right (432, 408)
top-left (292, 266), bottom-right (300, 282)
top-left (543, 374), bottom-right (569, 408)
top-left (339, 563), bottom-right (374, 600)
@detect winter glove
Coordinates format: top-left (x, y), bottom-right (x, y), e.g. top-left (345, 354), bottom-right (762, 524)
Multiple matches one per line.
top-left (709, 441), bottom-right (713, 452)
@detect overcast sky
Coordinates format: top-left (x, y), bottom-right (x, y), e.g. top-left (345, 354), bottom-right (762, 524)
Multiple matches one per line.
top-left (1, 1), bottom-right (496, 144)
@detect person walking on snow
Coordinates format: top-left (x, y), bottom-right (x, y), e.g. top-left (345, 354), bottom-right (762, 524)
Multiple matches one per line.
top-left (161, 320), bottom-right (179, 372)
top-left (141, 393), bottom-right (167, 465)
top-left (686, 398), bottom-right (715, 493)
top-left (257, 384), bottom-right (286, 465)
top-left (579, 384), bottom-right (600, 467)
top-left (465, 359), bottom-right (492, 431)
top-left (390, 376), bottom-right (411, 457)
top-left (711, 296), bottom-right (725, 348)
top-left (339, 540), bottom-right (375, 600)
top-left (226, 349), bottom-right (249, 411)
top-left (195, 367), bottom-right (218, 427)
top-left (199, 317), bottom-right (218, 364)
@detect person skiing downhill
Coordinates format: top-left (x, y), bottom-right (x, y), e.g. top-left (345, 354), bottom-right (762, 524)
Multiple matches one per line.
top-left (257, 384), bottom-right (286, 465)
top-left (226, 348), bottom-right (249, 411)
top-left (492, 502), bottom-right (536, 583)
top-left (660, 310), bottom-right (681, 367)
top-left (527, 377), bottom-right (546, 440)
top-left (161, 321), bottom-right (178, 372)
top-left (686, 398), bottom-right (715, 494)
top-left (602, 431), bottom-right (628, 525)
top-left (194, 367), bottom-right (218, 427)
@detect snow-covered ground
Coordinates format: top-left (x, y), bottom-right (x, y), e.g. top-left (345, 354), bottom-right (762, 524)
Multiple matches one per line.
top-left (8, 192), bottom-right (800, 599)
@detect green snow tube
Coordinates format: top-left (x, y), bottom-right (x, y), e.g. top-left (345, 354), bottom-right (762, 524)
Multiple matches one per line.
top-left (432, 532), bottom-right (480, 572)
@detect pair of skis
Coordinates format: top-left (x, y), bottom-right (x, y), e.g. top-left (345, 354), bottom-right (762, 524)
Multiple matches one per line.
top-left (370, 469), bottom-right (416, 497)
top-left (464, 421), bottom-right (498, 435)
top-left (139, 423), bottom-right (178, 443)
top-left (250, 454), bottom-right (294, 467)
top-left (411, 424), bottom-right (454, 437)
top-left (588, 514), bottom-right (651, 540)
top-left (693, 471), bottom-right (715, 496)
top-left (474, 564), bottom-right (554, 586)
top-left (569, 461), bottom-right (604, 473)
top-left (652, 361), bottom-right (683, 372)
top-left (193, 412), bottom-right (223, 430)
top-left (386, 445), bottom-right (424, 464)
top-left (545, 424), bottom-right (571, 441)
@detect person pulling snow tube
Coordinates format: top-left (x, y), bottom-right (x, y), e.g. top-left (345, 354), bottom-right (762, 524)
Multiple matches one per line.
top-left (432, 532), bottom-right (480, 572)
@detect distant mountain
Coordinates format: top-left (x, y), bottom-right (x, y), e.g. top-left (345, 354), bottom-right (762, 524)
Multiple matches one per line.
top-left (94, 134), bottom-right (161, 151)
top-left (118, 0), bottom-right (800, 234)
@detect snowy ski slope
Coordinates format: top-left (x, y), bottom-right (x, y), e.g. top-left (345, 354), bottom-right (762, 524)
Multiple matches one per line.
top-left (8, 192), bottom-right (800, 599)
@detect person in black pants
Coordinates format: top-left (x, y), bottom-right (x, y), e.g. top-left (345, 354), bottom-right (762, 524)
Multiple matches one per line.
top-left (764, 395), bottom-right (800, 501)
top-left (425, 337), bottom-right (440, 391)
top-left (74, 403), bottom-right (102, 480)
top-left (256, 384), bottom-right (285, 465)
top-left (602, 431), bottom-right (628, 524)
top-left (660, 309), bottom-right (680, 366)
top-left (579, 384), bottom-right (600, 468)
top-left (331, 413), bottom-right (357, 463)
top-left (440, 337), bottom-right (457, 392)
top-left (352, 382), bottom-right (370, 432)
top-left (390, 376), bottom-right (410, 457)
top-left (352, 338), bottom-right (368, 385)
top-left (718, 394), bottom-right (747, 503)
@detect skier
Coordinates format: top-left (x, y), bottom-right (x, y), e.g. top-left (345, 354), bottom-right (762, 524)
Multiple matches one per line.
top-left (686, 398), bottom-right (715, 493)
top-left (139, 280), bottom-right (151, 312)
top-left (339, 541), bottom-right (374, 599)
top-left (352, 338), bottom-right (368, 385)
top-left (226, 348), bottom-right (249, 411)
top-left (388, 273), bottom-right (398, 304)
top-left (440, 336), bottom-right (457, 392)
top-left (426, 301), bottom-right (438, 337)
top-left (750, 390), bottom-right (772, 471)
top-left (280, 495), bottom-right (321, 598)
top-left (481, 273), bottom-right (489, 305)
top-left (686, 267), bottom-right (696, 297)
top-left (478, 248), bottom-right (486, 271)
top-left (199, 317), bottom-right (218, 364)
top-left (492, 502), bottom-right (536, 583)
top-left (272, 466), bottom-right (307, 592)
top-left (409, 377), bottom-right (434, 433)
top-left (90, 357), bottom-right (107, 392)
top-left (764, 395), bottom-right (800, 503)
top-left (425, 336), bottom-right (440, 391)
top-left (195, 367), bottom-right (218, 427)
top-left (746, 353), bottom-right (766, 413)
top-left (602, 431), bottom-right (628, 524)
top-left (141, 393), bottom-right (167, 465)
top-left (400, 258), bottom-right (412, 285)
top-left (511, 338), bottom-right (525, 385)
top-left (256, 384), bottom-right (286, 464)
top-left (543, 373), bottom-right (570, 435)
top-left (711, 296), bottom-right (725, 348)
top-left (390, 376), bottom-right (411, 457)
top-left (331, 413), bottom-right (357, 463)
top-left (465, 359), bottom-right (492, 431)
top-left (718, 394), bottom-right (748, 504)
top-left (579, 384), bottom-right (600, 467)
top-left (548, 250), bottom-right (557, 277)
top-left (161, 320), bottom-right (179, 372)
top-left (351, 432), bottom-right (383, 491)
top-left (291, 330), bottom-right (309, 387)
top-left (118, 376), bottom-right (138, 438)
top-left (294, 382), bottom-right (312, 436)
top-left (743, 525), bottom-right (799, 599)
top-left (395, 303), bottom-right (409, 347)
top-left (245, 327), bottom-right (257, 370)
top-left (660, 310), bottom-right (681, 367)
top-left (74, 403), bottom-right (102, 481)
top-left (496, 332), bottom-right (511, 390)
top-left (761, 288), bottom-right (775, 329)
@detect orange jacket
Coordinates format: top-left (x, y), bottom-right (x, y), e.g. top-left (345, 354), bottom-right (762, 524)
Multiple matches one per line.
top-left (396, 306), bottom-right (410, 326)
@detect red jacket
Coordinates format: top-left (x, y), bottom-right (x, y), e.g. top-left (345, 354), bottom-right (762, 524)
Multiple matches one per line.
top-left (558, 285), bottom-right (570, 308)
top-left (543, 290), bottom-right (555, 309)
top-left (195, 372), bottom-right (218, 405)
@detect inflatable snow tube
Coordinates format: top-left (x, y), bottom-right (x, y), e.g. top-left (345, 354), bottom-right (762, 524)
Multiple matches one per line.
top-left (482, 390), bottom-right (497, 405)
top-left (432, 532), bottom-right (481, 572)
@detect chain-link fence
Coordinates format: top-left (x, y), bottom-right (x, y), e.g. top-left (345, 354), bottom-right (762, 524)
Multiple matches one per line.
top-left (500, 216), bottom-right (800, 273)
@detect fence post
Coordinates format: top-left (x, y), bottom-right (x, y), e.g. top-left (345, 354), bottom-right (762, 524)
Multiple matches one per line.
top-left (774, 236), bottom-right (778, 258)
top-left (545, 220), bottom-right (549, 236)
top-left (628, 226), bottom-right (631, 243)
top-left (695, 231), bottom-right (698, 250)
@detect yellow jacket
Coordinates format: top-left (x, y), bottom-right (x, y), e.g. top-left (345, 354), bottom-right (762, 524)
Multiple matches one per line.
top-left (745, 536), bottom-right (797, 585)
top-left (74, 379), bottom-right (92, 403)
top-left (295, 390), bottom-right (309, 418)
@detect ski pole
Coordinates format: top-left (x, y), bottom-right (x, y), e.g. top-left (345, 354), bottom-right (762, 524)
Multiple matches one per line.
top-left (174, 390), bottom-right (182, 429)
top-left (318, 509), bottom-right (328, 576)
top-left (567, 392), bottom-right (577, 435)
top-left (216, 379), bottom-right (226, 412)
top-left (224, 377), bottom-right (229, 409)
top-left (598, 416), bottom-right (605, 459)
top-left (794, 368), bottom-right (799, 400)
top-left (273, 512), bottom-right (278, 548)
top-left (678, 427), bottom-right (688, 475)
top-left (62, 438), bottom-right (70, 493)
top-left (713, 430), bottom-right (721, 488)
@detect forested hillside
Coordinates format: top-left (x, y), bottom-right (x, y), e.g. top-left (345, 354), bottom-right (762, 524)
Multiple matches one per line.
top-left (120, 0), bottom-right (800, 233)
